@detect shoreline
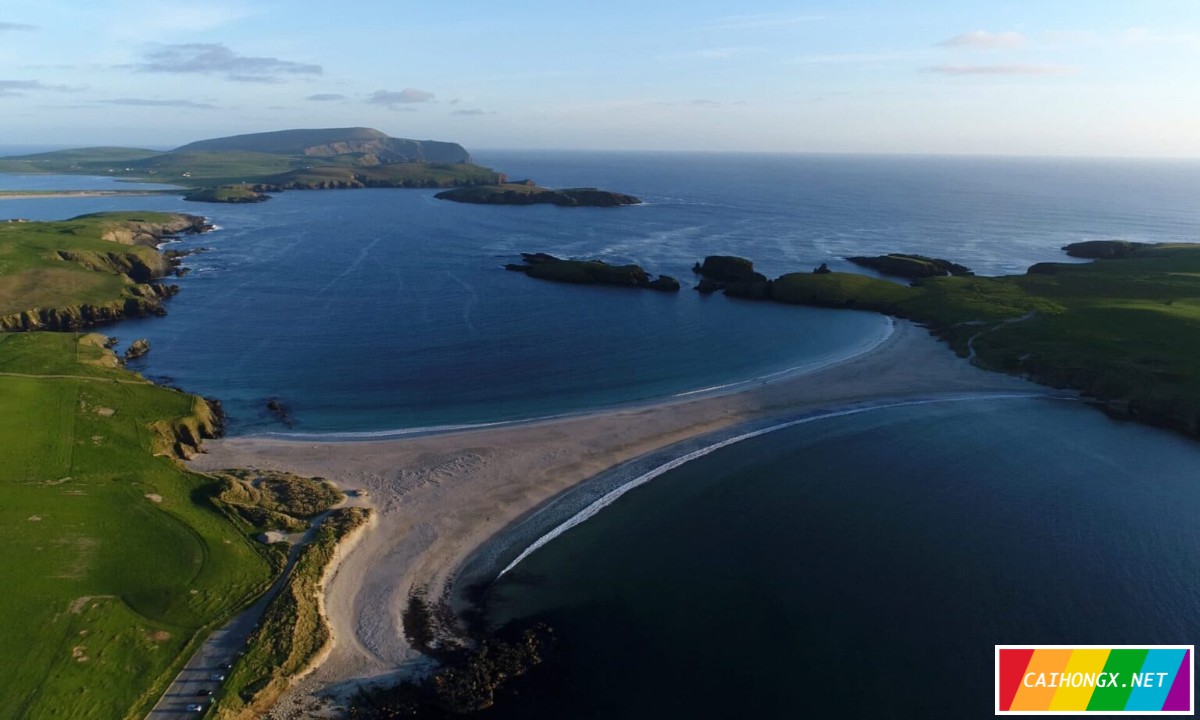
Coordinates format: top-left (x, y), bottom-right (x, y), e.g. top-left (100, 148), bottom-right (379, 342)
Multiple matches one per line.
top-left (187, 318), bottom-right (1048, 713)
top-left (470, 390), bottom-right (1073, 586)
top-left (253, 315), bottom-right (896, 442)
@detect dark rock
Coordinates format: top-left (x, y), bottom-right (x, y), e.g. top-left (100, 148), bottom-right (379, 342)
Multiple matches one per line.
top-left (435, 185), bottom-right (641, 207)
top-left (506, 253), bottom-right (677, 292)
top-left (265, 398), bottom-right (295, 428)
top-left (646, 275), bottom-right (681, 292)
top-left (124, 338), bottom-right (150, 361)
top-left (814, 262), bottom-right (831, 274)
top-left (694, 255), bottom-right (767, 283)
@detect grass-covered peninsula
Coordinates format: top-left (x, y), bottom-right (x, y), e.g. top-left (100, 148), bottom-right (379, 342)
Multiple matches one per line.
top-left (0, 212), bottom-right (373, 719)
top-left (0, 211), bottom-right (208, 330)
top-left (698, 243), bottom-right (1200, 438)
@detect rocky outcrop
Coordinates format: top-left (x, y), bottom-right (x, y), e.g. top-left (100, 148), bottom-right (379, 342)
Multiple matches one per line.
top-left (57, 250), bottom-right (169, 283)
top-left (149, 396), bottom-right (224, 460)
top-left (435, 185), bottom-right (641, 207)
top-left (506, 253), bottom-right (679, 292)
top-left (692, 255), bottom-right (770, 295)
top-left (124, 338), bottom-right (150, 361)
top-left (1062, 240), bottom-right (1149, 259)
top-left (95, 213), bottom-right (211, 246)
top-left (847, 254), bottom-right (972, 279)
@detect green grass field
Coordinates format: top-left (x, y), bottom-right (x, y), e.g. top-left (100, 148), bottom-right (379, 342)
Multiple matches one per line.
top-left (768, 244), bottom-right (1200, 435)
top-left (0, 211), bottom-right (190, 328)
top-left (0, 332), bottom-right (274, 719)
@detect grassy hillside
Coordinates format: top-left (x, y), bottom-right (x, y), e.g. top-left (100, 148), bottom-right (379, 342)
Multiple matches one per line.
top-left (0, 332), bottom-right (274, 719)
top-left (0, 212), bottom-right (203, 330)
top-left (764, 244), bottom-right (1200, 436)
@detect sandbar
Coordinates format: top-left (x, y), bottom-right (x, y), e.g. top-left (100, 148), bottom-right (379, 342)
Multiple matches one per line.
top-left (188, 319), bottom-right (1046, 712)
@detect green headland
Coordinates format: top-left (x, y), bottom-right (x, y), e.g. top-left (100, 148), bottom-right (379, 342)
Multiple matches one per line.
top-left (692, 242), bottom-right (1200, 438)
top-left (0, 211), bottom-right (373, 719)
top-left (0, 128), bottom-right (634, 205)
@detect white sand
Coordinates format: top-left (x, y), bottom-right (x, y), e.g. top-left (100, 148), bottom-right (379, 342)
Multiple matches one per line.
top-left (188, 319), bottom-right (1045, 710)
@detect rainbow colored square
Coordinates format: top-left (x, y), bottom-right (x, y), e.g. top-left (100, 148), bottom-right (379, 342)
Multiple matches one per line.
top-left (996, 646), bottom-right (1194, 714)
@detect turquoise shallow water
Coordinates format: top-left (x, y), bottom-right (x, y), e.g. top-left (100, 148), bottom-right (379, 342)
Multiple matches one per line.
top-left (485, 397), bottom-right (1200, 719)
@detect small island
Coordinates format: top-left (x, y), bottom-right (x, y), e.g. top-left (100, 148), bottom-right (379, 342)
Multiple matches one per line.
top-left (506, 252), bottom-right (679, 291)
top-left (846, 253), bottom-right (973, 278)
top-left (436, 183), bottom-right (641, 207)
top-left (183, 185), bottom-right (270, 204)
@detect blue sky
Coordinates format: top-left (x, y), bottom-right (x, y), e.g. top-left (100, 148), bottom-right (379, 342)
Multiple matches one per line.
top-left (2, 0), bottom-right (1199, 155)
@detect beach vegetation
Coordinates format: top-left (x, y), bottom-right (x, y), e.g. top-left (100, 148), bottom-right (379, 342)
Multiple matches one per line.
top-left (209, 506), bottom-right (371, 720)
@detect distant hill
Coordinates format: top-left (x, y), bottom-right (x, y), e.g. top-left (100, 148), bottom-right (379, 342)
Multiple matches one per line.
top-left (173, 127), bottom-right (472, 164)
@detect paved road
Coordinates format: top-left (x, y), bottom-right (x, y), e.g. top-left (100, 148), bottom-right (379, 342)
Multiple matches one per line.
top-left (145, 511), bottom-right (334, 718)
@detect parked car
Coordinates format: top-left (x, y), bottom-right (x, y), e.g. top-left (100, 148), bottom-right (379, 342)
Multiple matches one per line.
top-left (185, 704), bottom-right (204, 712)
top-left (209, 673), bottom-right (225, 682)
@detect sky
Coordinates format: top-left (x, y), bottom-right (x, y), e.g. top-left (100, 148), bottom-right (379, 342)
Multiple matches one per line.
top-left (2, 0), bottom-right (1200, 156)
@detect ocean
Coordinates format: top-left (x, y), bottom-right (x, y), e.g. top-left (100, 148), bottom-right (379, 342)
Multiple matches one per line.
top-left (3, 152), bottom-right (1199, 717)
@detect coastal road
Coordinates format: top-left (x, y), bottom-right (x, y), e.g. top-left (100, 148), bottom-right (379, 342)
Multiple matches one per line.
top-left (144, 502), bottom-right (352, 719)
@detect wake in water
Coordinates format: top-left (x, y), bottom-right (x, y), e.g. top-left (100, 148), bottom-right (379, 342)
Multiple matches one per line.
top-left (496, 392), bottom-right (1070, 577)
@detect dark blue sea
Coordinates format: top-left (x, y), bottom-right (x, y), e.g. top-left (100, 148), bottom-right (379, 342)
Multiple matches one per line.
top-left (3, 152), bottom-right (1200, 717)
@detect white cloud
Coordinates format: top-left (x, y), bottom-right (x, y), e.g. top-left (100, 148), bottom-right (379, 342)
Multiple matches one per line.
top-left (938, 31), bottom-right (1027, 49)
top-left (0, 79), bottom-right (79, 97)
top-left (367, 88), bottom-right (435, 108)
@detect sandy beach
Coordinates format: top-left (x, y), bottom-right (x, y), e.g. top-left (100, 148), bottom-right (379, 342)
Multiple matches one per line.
top-left (188, 319), bottom-right (1046, 710)
top-left (0, 190), bottom-right (175, 200)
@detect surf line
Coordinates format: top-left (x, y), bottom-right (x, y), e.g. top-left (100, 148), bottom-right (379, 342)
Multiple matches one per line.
top-left (497, 391), bottom-right (1063, 577)
top-left (673, 317), bottom-right (896, 398)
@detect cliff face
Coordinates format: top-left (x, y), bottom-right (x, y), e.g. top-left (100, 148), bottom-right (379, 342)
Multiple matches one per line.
top-left (149, 396), bottom-right (224, 460)
top-left (97, 214), bottom-right (211, 246)
top-left (1, 214), bottom-right (209, 332)
top-left (0, 284), bottom-right (178, 331)
top-left (300, 137), bottom-right (471, 164)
